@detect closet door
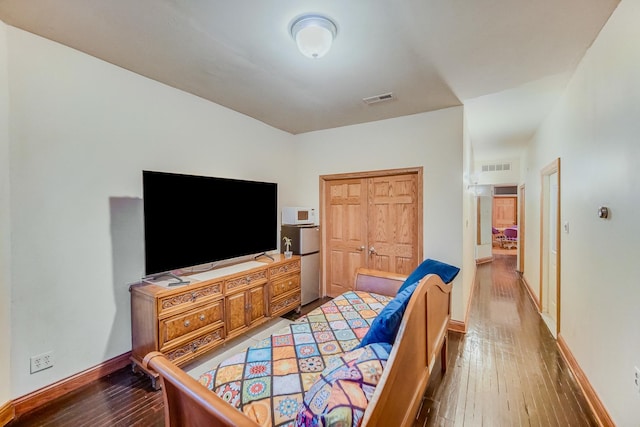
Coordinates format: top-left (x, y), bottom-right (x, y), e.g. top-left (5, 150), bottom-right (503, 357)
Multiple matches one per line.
top-left (322, 169), bottom-right (422, 298)
top-left (367, 174), bottom-right (419, 274)
top-left (325, 179), bottom-right (368, 297)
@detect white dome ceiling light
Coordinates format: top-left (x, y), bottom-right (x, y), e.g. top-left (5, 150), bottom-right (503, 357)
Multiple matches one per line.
top-left (290, 15), bottom-right (337, 59)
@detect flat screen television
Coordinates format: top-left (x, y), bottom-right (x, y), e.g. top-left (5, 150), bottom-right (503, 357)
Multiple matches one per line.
top-left (142, 170), bottom-right (278, 276)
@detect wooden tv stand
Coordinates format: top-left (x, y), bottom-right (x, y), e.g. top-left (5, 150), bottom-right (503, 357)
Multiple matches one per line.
top-left (129, 254), bottom-right (301, 388)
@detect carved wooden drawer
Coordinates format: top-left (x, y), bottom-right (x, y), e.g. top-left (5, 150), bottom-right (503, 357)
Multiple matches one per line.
top-left (269, 259), bottom-right (301, 280)
top-left (158, 280), bottom-right (223, 317)
top-left (159, 299), bottom-right (224, 348)
top-left (271, 274), bottom-right (300, 300)
top-left (271, 290), bottom-right (301, 318)
top-left (224, 269), bottom-right (268, 294)
top-left (163, 326), bottom-right (225, 366)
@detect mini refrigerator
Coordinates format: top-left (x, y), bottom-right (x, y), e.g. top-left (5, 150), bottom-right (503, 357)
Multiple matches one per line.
top-left (281, 224), bottom-right (320, 305)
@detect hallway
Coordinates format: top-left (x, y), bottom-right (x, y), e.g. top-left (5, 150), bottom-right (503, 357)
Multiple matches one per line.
top-left (417, 255), bottom-right (597, 426)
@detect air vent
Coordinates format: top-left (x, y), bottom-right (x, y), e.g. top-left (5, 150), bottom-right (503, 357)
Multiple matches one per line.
top-left (481, 162), bottom-right (511, 172)
top-left (494, 186), bottom-right (517, 195)
top-left (363, 92), bottom-right (395, 105)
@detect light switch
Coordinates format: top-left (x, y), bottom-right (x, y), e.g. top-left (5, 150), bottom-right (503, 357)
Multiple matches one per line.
top-left (563, 221), bottom-right (569, 233)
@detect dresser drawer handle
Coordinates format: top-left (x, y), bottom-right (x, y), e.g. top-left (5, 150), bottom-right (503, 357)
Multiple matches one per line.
top-left (190, 292), bottom-right (197, 302)
top-left (199, 314), bottom-right (205, 321)
top-left (184, 320), bottom-right (191, 327)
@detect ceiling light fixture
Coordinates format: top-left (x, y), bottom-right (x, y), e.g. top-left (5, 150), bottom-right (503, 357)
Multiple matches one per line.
top-left (290, 15), bottom-right (337, 59)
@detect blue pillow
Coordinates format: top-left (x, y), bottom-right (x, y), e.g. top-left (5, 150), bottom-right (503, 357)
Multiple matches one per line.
top-left (357, 282), bottom-right (418, 348)
top-left (397, 258), bottom-right (460, 294)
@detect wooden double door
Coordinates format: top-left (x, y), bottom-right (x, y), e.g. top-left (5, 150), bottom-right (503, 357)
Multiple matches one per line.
top-left (321, 168), bottom-right (422, 297)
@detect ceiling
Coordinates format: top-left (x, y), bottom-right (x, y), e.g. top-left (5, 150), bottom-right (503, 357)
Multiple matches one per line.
top-left (0, 0), bottom-right (619, 158)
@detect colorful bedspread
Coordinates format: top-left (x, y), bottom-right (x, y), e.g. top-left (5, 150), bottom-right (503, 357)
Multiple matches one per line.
top-left (198, 290), bottom-right (393, 427)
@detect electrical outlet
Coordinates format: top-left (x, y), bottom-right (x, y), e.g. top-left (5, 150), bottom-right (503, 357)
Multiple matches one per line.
top-left (30, 351), bottom-right (54, 374)
top-left (634, 367), bottom-right (640, 395)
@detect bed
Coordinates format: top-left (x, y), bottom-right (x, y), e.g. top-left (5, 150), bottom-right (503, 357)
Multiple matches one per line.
top-left (143, 266), bottom-right (453, 427)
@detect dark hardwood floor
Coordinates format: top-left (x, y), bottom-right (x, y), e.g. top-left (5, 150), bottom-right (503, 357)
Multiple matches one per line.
top-left (9, 256), bottom-right (597, 426)
top-left (7, 367), bottom-right (164, 427)
top-left (415, 255), bottom-right (597, 426)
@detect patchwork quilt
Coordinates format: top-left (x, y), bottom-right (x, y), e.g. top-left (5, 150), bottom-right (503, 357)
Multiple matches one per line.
top-left (198, 290), bottom-right (393, 427)
top-left (295, 342), bottom-right (392, 427)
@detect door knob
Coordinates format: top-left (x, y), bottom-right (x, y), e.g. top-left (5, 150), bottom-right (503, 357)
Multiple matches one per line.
top-left (356, 245), bottom-right (365, 251)
top-left (369, 246), bottom-right (377, 255)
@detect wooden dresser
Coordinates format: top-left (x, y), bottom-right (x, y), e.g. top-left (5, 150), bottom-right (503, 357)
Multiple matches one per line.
top-left (130, 255), bottom-right (301, 387)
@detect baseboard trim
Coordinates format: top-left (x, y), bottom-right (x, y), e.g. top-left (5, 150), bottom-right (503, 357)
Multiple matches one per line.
top-left (464, 266), bottom-right (478, 330)
top-left (521, 274), bottom-right (540, 311)
top-left (13, 352), bottom-right (132, 417)
top-left (476, 256), bottom-right (492, 265)
top-left (557, 335), bottom-right (614, 427)
top-left (447, 264), bottom-right (479, 335)
top-left (448, 319), bottom-right (466, 333)
top-left (0, 401), bottom-right (15, 427)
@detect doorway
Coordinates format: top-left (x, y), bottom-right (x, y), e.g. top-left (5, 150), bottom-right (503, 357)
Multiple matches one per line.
top-left (518, 184), bottom-right (525, 273)
top-left (319, 168), bottom-right (423, 297)
top-left (540, 158), bottom-right (561, 338)
top-left (492, 193), bottom-right (518, 256)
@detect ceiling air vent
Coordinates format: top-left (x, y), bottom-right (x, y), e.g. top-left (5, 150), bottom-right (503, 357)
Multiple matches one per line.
top-left (363, 92), bottom-right (395, 105)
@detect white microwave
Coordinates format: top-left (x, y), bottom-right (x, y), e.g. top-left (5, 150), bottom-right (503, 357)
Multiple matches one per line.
top-left (282, 207), bottom-right (316, 225)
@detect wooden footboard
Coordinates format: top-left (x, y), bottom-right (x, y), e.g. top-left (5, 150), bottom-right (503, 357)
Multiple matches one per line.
top-left (143, 351), bottom-right (259, 427)
top-left (360, 272), bottom-right (452, 427)
top-left (144, 268), bottom-right (451, 427)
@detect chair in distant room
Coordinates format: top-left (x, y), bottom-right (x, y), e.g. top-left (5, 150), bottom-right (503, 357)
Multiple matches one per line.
top-left (503, 226), bottom-right (518, 249)
top-left (492, 227), bottom-right (505, 247)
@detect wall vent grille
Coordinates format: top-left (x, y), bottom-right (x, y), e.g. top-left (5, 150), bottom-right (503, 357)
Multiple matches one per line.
top-left (494, 186), bottom-right (518, 195)
top-left (481, 162), bottom-right (511, 172)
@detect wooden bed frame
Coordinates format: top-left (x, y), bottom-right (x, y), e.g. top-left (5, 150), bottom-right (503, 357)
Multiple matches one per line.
top-left (143, 268), bottom-right (453, 427)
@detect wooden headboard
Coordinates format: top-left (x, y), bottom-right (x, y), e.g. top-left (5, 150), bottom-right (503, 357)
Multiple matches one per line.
top-left (353, 268), bottom-right (407, 296)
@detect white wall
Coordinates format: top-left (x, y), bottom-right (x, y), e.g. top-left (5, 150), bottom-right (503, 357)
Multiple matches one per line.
top-left (461, 115), bottom-right (477, 324)
top-left (523, 0), bottom-right (640, 423)
top-left (293, 107), bottom-right (467, 321)
top-left (0, 20), bottom-right (12, 408)
top-left (6, 27), bottom-right (296, 398)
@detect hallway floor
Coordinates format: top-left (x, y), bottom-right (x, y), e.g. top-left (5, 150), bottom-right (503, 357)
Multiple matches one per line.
top-left (415, 254), bottom-right (597, 426)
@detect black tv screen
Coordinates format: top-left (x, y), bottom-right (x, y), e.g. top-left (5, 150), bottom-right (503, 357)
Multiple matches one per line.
top-left (143, 170), bottom-right (278, 276)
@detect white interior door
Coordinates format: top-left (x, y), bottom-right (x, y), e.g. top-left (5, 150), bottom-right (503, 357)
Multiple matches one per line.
top-left (540, 160), bottom-right (560, 338)
top-left (547, 172), bottom-right (558, 323)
